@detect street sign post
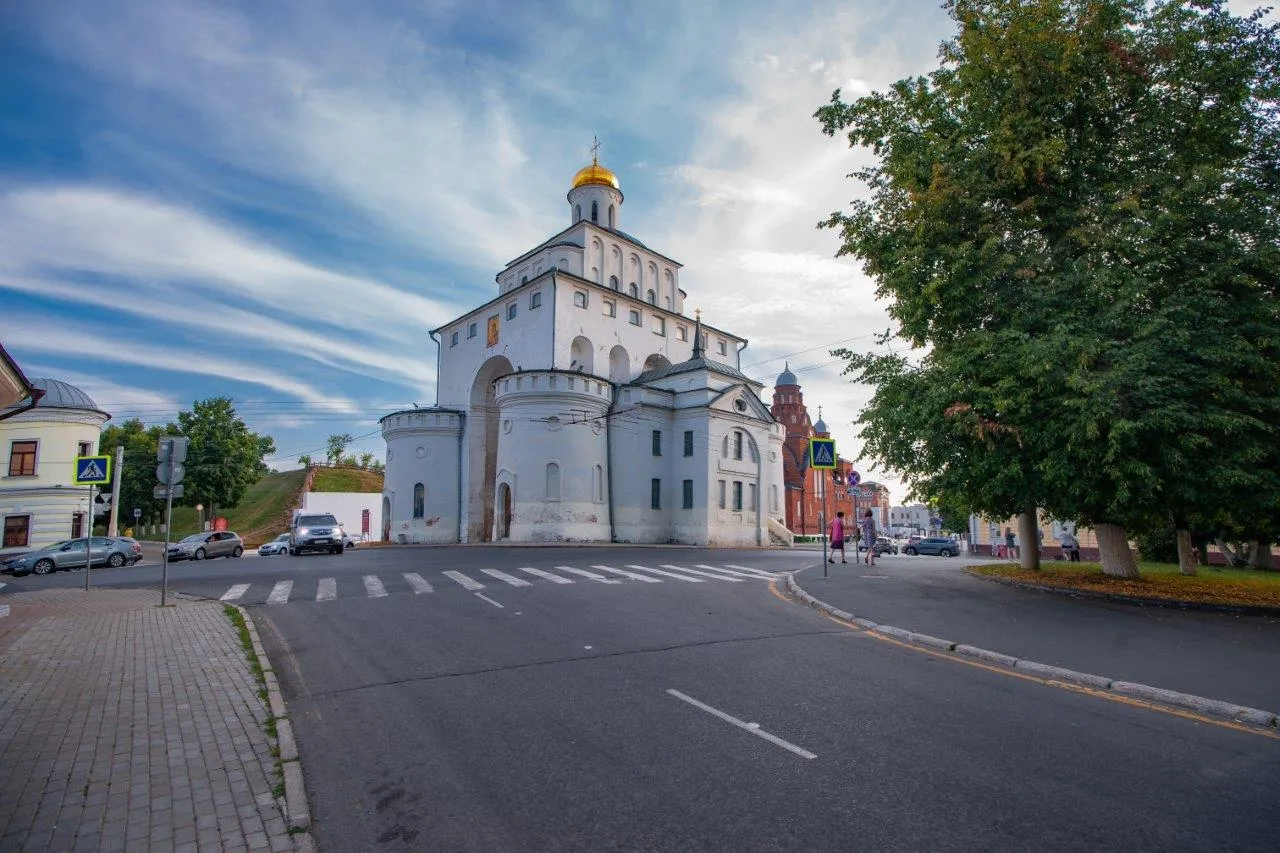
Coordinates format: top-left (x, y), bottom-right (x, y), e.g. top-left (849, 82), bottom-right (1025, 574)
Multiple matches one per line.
top-left (156, 436), bottom-right (189, 607)
top-left (808, 439), bottom-right (837, 575)
top-left (74, 455), bottom-right (113, 591)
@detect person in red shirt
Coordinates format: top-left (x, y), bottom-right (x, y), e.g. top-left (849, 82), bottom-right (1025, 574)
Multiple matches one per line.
top-left (828, 511), bottom-right (847, 564)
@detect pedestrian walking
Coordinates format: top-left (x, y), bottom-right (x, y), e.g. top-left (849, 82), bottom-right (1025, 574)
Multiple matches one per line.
top-left (1005, 527), bottom-right (1017, 561)
top-left (1060, 529), bottom-right (1081, 562)
top-left (828, 512), bottom-right (847, 564)
top-left (860, 510), bottom-right (879, 566)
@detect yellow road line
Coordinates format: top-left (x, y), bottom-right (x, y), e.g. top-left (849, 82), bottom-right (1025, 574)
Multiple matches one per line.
top-left (768, 579), bottom-right (1280, 741)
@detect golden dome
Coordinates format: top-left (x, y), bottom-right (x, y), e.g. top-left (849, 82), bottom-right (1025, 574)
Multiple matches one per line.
top-left (571, 162), bottom-right (619, 191)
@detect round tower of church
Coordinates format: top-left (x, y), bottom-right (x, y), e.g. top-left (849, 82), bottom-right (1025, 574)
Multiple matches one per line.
top-left (567, 151), bottom-right (623, 229)
top-left (379, 408), bottom-right (463, 544)
top-left (491, 371), bottom-right (613, 542)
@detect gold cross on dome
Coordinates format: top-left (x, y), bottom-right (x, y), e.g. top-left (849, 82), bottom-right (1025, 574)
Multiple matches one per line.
top-left (590, 135), bottom-right (601, 164)
top-left (695, 308), bottom-right (702, 320)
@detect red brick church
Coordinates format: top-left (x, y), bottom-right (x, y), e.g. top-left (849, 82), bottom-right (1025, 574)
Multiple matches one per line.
top-left (769, 365), bottom-right (890, 535)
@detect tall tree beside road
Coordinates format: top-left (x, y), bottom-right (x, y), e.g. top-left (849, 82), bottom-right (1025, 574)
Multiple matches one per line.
top-left (326, 433), bottom-right (353, 465)
top-left (819, 0), bottom-right (1280, 576)
top-left (176, 398), bottom-right (277, 518)
top-left (98, 418), bottom-right (180, 526)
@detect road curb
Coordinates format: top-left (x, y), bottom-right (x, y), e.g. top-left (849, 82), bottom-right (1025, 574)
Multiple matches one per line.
top-left (235, 605), bottom-right (313, 835)
top-left (964, 567), bottom-right (1280, 617)
top-left (784, 572), bottom-right (1279, 730)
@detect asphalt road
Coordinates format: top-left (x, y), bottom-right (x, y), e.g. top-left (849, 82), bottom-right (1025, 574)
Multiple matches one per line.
top-left (5, 546), bottom-right (1278, 851)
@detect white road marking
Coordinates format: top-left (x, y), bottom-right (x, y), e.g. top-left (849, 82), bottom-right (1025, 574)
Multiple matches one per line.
top-left (481, 569), bottom-right (532, 587)
top-left (693, 564), bottom-right (770, 580)
top-left (219, 584), bottom-right (250, 602)
top-left (363, 575), bottom-right (388, 598)
top-left (404, 573), bottom-right (433, 594)
top-left (316, 578), bottom-right (337, 601)
top-left (624, 564), bottom-right (703, 583)
top-left (667, 689), bottom-right (816, 760)
top-left (475, 593), bottom-right (504, 608)
top-left (443, 571), bottom-right (485, 590)
top-left (661, 564), bottom-right (743, 582)
top-left (518, 567), bottom-right (573, 584)
top-left (554, 565), bottom-right (618, 584)
top-left (724, 564), bottom-right (782, 579)
top-left (266, 581), bottom-right (293, 605)
top-left (594, 565), bottom-right (662, 583)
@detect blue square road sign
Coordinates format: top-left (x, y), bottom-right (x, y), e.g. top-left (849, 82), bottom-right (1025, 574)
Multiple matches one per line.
top-left (75, 455), bottom-right (112, 485)
top-left (809, 438), bottom-right (837, 469)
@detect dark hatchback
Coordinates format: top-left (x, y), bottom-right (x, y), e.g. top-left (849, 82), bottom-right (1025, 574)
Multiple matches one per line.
top-left (903, 537), bottom-right (960, 557)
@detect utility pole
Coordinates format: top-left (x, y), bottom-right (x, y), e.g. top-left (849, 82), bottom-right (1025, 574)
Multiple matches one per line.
top-left (156, 437), bottom-right (189, 607)
top-left (107, 445), bottom-right (124, 537)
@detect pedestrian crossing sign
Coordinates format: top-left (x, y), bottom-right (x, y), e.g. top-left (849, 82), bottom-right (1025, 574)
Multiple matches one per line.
top-left (808, 438), bottom-right (836, 469)
top-left (75, 455), bottom-right (112, 485)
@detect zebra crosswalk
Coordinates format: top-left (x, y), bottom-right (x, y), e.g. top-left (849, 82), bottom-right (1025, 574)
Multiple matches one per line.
top-left (216, 563), bottom-right (781, 605)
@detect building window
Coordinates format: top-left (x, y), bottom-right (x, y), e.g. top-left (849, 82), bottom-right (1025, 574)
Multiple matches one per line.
top-left (602, 300), bottom-right (616, 317)
top-left (676, 326), bottom-right (687, 341)
top-left (413, 483), bottom-right (425, 518)
top-left (574, 291), bottom-right (588, 308)
top-left (450, 331), bottom-right (459, 347)
top-left (78, 441), bottom-right (92, 457)
top-left (733, 481), bottom-right (744, 511)
top-left (591, 200), bottom-right (599, 222)
top-left (629, 283), bottom-right (639, 298)
top-left (468, 322), bottom-right (477, 339)
top-left (593, 464), bottom-right (604, 503)
top-left (683, 430), bottom-right (693, 457)
top-left (3, 515), bottom-right (30, 548)
top-left (717, 340), bottom-right (727, 355)
top-left (770, 484), bottom-right (779, 513)
top-left (718, 480), bottom-right (727, 510)
top-left (682, 479), bottom-right (694, 509)
top-left (531, 291), bottom-right (542, 309)
top-left (629, 309), bottom-right (641, 326)
top-left (652, 430), bottom-right (662, 456)
top-left (610, 275), bottom-right (620, 291)
top-left (72, 512), bottom-right (86, 539)
top-left (646, 289), bottom-right (656, 305)
top-left (651, 478), bottom-right (661, 510)
top-left (521, 275), bottom-right (528, 285)
top-left (507, 302), bottom-right (518, 320)
top-left (8, 440), bottom-right (36, 477)
top-left (749, 483), bottom-right (757, 511)
top-left (652, 317), bottom-right (665, 336)
top-left (721, 435), bottom-right (729, 458)
top-left (609, 204), bottom-right (616, 228)
top-left (546, 462), bottom-right (561, 501)
top-left (733, 431), bottom-right (743, 460)
top-left (575, 204), bottom-right (582, 222)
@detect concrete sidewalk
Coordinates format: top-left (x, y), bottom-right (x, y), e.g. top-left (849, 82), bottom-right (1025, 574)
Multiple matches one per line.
top-left (789, 558), bottom-right (1280, 714)
top-left (0, 588), bottom-right (301, 852)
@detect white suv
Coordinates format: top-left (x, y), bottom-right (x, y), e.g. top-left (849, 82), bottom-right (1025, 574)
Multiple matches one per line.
top-left (290, 513), bottom-right (345, 555)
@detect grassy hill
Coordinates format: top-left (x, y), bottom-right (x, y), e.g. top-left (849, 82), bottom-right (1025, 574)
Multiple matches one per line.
top-left (134, 469), bottom-right (308, 545)
top-left (311, 466), bottom-right (384, 494)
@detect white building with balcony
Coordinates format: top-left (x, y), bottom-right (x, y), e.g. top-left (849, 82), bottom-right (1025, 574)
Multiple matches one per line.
top-left (1, 378), bottom-right (110, 554)
top-left (381, 155), bottom-right (787, 546)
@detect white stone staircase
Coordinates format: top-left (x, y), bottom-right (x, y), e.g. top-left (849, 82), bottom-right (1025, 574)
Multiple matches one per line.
top-left (767, 517), bottom-right (794, 547)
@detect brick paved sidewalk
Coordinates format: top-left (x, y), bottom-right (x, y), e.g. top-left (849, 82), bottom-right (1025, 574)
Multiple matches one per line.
top-left (0, 588), bottom-right (299, 852)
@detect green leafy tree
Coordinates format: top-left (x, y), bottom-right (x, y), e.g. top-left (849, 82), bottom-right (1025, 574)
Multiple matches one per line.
top-left (326, 433), bottom-right (353, 465)
top-left (298, 454), bottom-right (312, 467)
top-left (358, 452), bottom-right (374, 470)
top-left (98, 418), bottom-right (179, 527)
top-left (176, 398), bottom-right (276, 517)
top-left (819, 0), bottom-right (1280, 577)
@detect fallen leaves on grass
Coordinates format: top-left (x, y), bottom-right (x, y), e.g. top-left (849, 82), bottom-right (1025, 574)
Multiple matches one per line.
top-left (971, 565), bottom-right (1280, 608)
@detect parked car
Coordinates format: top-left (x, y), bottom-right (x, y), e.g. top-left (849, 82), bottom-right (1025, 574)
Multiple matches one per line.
top-left (2, 537), bottom-right (143, 576)
top-left (166, 531), bottom-right (244, 562)
top-left (871, 537), bottom-right (898, 556)
top-left (904, 537), bottom-right (959, 557)
top-left (258, 533), bottom-right (290, 556)
top-left (342, 531), bottom-right (359, 549)
top-left (290, 513), bottom-right (345, 555)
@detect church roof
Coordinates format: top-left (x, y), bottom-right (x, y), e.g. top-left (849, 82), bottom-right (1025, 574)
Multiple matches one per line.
top-left (631, 355), bottom-right (756, 387)
top-left (2, 377), bottom-right (108, 417)
top-left (777, 362), bottom-right (797, 386)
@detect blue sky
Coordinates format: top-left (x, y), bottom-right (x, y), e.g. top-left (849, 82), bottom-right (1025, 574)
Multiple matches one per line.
top-left (7, 0), bottom-right (1259, 499)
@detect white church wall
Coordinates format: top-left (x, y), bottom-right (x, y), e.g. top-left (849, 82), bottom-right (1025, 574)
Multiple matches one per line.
top-left (493, 371), bottom-right (611, 542)
top-left (610, 404), bottom-right (678, 544)
top-left (381, 410), bottom-right (462, 544)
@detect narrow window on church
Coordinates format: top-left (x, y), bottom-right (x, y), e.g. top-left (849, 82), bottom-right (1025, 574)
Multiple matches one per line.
top-left (682, 480), bottom-right (694, 509)
top-left (652, 317), bottom-right (665, 336)
top-left (450, 332), bottom-right (458, 347)
top-left (574, 291), bottom-right (588, 308)
top-left (545, 463), bottom-right (561, 501)
top-left (718, 480), bottom-right (726, 509)
top-left (721, 436), bottom-right (729, 458)
top-left (683, 430), bottom-right (693, 457)
top-left (717, 340), bottom-right (727, 355)
top-left (771, 484), bottom-right (779, 513)
top-left (507, 302), bottom-right (518, 320)
top-left (651, 478), bottom-right (661, 510)
top-left (521, 275), bottom-right (528, 285)
top-left (468, 322), bottom-right (477, 339)
top-left (413, 484), bottom-right (425, 518)
top-left (676, 326), bottom-right (687, 341)
top-left (651, 430), bottom-right (662, 456)
top-left (629, 283), bottom-right (639, 298)
top-left (575, 204), bottom-right (582, 222)
top-left (733, 431), bottom-right (743, 460)
top-left (593, 465), bottom-right (604, 503)
top-left (530, 291), bottom-right (542, 309)
top-left (629, 309), bottom-right (641, 326)
top-left (602, 300), bottom-right (616, 317)
top-left (732, 481), bottom-right (743, 512)
top-left (646, 289), bottom-right (656, 305)
top-left (749, 483), bottom-right (757, 511)
top-left (608, 205), bottom-right (615, 228)
top-left (591, 200), bottom-right (599, 222)
top-left (610, 275), bottom-right (619, 290)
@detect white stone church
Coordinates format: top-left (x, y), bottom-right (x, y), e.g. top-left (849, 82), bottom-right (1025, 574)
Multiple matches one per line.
top-left (380, 155), bottom-right (787, 546)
